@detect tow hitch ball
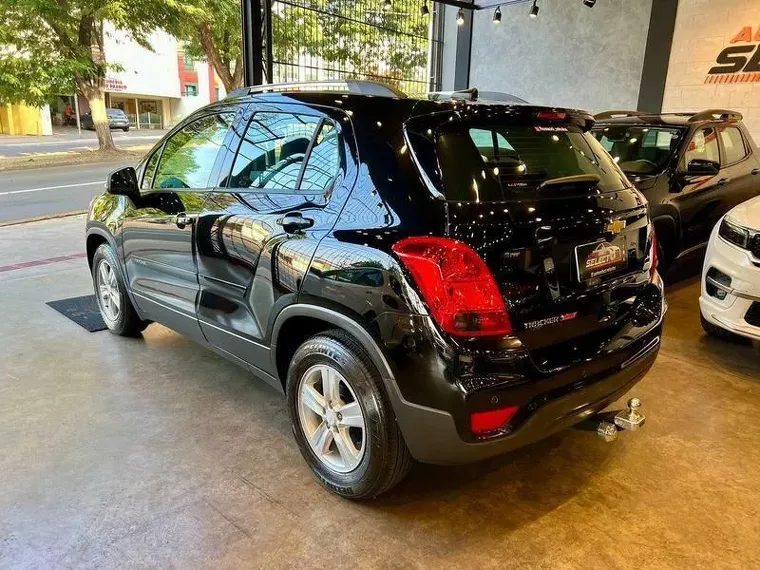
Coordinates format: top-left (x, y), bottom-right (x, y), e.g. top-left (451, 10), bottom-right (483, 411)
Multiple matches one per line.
top-left (596, 398), bottom-right (646, 442)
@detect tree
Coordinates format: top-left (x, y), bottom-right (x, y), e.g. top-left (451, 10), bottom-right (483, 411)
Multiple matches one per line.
top-left (0, 0), bottom-right (174, 151)
top-left (170, 0), bottom-right (431, 95)
top-left (169, 0), bottom-right (244, 93)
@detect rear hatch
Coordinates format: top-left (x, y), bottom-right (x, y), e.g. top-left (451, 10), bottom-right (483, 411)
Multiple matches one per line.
top-left (405, 105), bottom-right (654, 368)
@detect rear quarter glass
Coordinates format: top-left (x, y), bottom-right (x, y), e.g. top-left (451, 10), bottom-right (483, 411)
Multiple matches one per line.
top-left (406, 112), bottom-right (630, 202)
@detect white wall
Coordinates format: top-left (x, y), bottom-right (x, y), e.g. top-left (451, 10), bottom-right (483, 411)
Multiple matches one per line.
top-left (663, 0), bottom-right (760, 143)
top-left (467, 0), bottom-right (654, 112)
top-left (103, 23), bottom-right (181, 99)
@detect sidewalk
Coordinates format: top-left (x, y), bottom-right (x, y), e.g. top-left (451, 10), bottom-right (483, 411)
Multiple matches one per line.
top-left (0, 127), bottom-right (168, 146)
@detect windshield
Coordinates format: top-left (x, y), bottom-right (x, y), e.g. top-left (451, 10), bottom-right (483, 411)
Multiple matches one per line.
top-left (406, 113), bottom-right (629, 202)
top-left (591, 125), bottom-right (684, 175)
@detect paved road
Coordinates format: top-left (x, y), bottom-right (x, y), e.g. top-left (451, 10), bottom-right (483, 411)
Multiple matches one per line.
top-left (0, 161), bottom-right (133, 223)
top-left (0, 130), bottom-right (165, 157)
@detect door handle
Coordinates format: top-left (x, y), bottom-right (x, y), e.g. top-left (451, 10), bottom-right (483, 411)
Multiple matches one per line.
top-left (277, 211), bottom-right (314, 233)
top-left (752, 169), bottom-right (760, 175)
top-left (175, 213), bottom-right (196, 228)
top-left (717, 178), bottom-right (731, 187)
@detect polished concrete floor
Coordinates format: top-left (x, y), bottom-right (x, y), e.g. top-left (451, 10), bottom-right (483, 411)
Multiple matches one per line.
top-left (1, 216), bottom-right (759, 569)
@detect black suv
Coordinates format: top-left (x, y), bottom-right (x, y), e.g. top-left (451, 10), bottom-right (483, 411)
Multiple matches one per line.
top-left (592, 110), bottom-right (760, 270)
top-left (86, 81), bottom-right (665, 498)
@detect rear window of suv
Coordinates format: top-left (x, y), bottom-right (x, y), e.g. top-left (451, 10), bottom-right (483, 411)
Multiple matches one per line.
top-left (406, 113), bottom-right (629, 202)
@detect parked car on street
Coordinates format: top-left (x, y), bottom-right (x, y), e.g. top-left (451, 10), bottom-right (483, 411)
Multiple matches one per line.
top-left (700, 195), bottom-right (760, 342)
top-left (591, 110), bottom-right (760, 271)
top-left (80, 108), bottom-right (130, 131)
top-left (85, 81), bottom-right (666, 498)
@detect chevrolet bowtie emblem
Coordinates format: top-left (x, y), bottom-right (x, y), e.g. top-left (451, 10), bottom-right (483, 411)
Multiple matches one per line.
top-left (605, 219), bottom-right (626, 234)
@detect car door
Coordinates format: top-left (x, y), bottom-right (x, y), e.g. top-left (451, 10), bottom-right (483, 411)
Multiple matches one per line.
top-left (195, 105), bottom-right (353, 376)
top-left (121, 111), bottom-right (236, 342)
top-left (674, 126), bottom-right (724, 250)
top-left (717, 125), bottom-right (760, 210)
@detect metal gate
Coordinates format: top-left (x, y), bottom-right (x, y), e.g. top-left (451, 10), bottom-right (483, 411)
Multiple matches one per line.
top-left (264, 0), bottom-right (443, 95)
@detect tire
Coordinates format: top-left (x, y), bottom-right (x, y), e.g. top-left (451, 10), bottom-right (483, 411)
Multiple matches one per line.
top-left (122, 127), bottom-right (129, 132)
top-left (286, 329), bottom-right (412, 499)
top-left (700, 313), bottom-right (750, 345)
top-left (92, 243), bottom-right (148, 336)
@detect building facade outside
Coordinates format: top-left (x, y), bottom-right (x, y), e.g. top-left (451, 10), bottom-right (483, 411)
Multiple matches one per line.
top-left (1, 24), bottom-right (226, 136)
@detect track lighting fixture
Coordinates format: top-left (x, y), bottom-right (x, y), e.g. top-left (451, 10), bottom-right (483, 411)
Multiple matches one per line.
top-left (383, 0), bottom-right (392, 11)
top-left (529, 0), bottom-right (539, 18)
top-left (456, 8), bottom-right (465, 26)
top-left (421, 0), bottom-right (430, 16)
top-left (493, 5), bottom-right (502, 24)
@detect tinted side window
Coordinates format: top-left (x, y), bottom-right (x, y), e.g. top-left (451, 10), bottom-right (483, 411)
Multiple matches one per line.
top-left (229, 112), bottom-right (321, 190)
top-left (685, 128), bottom-right (720, 166)
top-left (141, 148), bottom-right (161, 190)
top-left (720, 127), bottom-right (748, 165)
top-left (153, 113), bottom-right (234, 189)
top-left (300, 122), bottom-right (341, 192)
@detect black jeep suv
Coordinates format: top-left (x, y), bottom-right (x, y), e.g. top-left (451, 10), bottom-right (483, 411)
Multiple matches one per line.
top-left (592, 110), bottom-right (760, 270)
top-left (86, 81), bottom-right (665, 498)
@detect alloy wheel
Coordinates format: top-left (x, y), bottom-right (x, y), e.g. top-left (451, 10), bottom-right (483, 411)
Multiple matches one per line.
top-left (297, 364), bottom-right (366, 473)
top-left (96, 260), bottom-right (121, 322)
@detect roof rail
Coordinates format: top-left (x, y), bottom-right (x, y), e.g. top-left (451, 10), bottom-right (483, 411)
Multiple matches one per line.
top-left (428, 89), bottom-right (529, 105)
top-left (594, 110), bottom-right (648, 120)
top-left (689, 109), bottom-right (743, 122)
top-left (226, 80), bottom-right (407, 99)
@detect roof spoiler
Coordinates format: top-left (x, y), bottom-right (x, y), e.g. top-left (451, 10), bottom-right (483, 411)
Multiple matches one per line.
top-left (428, 89), bottom-right (529, 105)
top-left (594, 110), bottom-right (648, 120)
top-left (689, 109), bottom-right (743, 122)
top-left (226, 80), bottom-right (407, 99)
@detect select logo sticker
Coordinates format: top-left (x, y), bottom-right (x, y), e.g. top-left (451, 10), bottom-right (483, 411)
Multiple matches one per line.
top-left (576, 240), bottom-right (628, 281)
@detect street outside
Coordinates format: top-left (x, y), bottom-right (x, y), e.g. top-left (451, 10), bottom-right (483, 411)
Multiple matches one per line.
top-left (0, 130), bottom-right (154, 224)
top-left (0, 128), bottom-right (165, 157)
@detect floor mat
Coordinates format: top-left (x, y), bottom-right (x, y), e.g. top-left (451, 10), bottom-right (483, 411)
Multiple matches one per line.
top-left (46, 295), bottom-right (107, 332)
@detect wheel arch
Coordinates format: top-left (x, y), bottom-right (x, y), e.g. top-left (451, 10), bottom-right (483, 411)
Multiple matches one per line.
top-left (86, 228), bottom-right (116, 269)
top-left (651, 211), bottom-right (679, 261)
top-left (271, 304), bottom-right (395, 392)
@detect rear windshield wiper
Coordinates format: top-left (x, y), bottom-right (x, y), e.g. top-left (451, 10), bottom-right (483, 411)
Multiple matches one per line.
top-left (537, 174), bottom-right (601, 191)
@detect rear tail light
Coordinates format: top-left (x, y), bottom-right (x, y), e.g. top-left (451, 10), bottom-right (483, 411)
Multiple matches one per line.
top-left (471, 406), bottom-right (519, 435)
top-left (648, 224), bottom-right (658, 281)
top-left (392, 237), bottom-right (512, 337)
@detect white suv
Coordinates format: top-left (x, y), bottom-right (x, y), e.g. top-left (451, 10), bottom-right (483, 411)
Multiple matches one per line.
top-left (700, 195), bottom-right (760, 342)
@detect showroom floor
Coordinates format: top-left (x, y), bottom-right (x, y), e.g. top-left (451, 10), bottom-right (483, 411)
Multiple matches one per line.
top-left (1, 216), bottom-right (759, 570)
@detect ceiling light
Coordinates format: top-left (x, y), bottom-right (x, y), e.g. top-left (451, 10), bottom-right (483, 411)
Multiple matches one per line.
top-left (493, 6), bottom-right (502, 24)
top-left (383, 0), bottom-right (392, 11)
top-left (456, 8), bottom-right (465, 26)
top-left (421, 1), bottom-right (430, 16)
top-left (529, 0), bottom-right (539, 18)
top-left (583, 0), bottom-right (597, 6)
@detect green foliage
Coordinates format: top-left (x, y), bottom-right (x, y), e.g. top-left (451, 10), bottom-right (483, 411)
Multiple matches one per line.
top-left (0, 0), bottom-right (177, 105)
top-left (271, 0), bottom-right (430, 92)
top-left (170, 0), bottom-right (432, 94)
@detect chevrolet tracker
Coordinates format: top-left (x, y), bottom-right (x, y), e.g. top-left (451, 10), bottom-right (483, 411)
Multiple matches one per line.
top-left (85, 81), bottom-right (666, 499)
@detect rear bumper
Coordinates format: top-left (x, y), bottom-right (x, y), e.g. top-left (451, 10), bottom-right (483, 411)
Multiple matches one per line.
top-left (385, 274), bottom-right (666, 465)
top-left (391, 327), bottom-right (660, 465)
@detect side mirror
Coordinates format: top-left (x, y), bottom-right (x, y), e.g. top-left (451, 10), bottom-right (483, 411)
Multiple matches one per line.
top-left (106, 167), bottom-right (139, 200)
top-left (686, 159), bottom-right (720, 176)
